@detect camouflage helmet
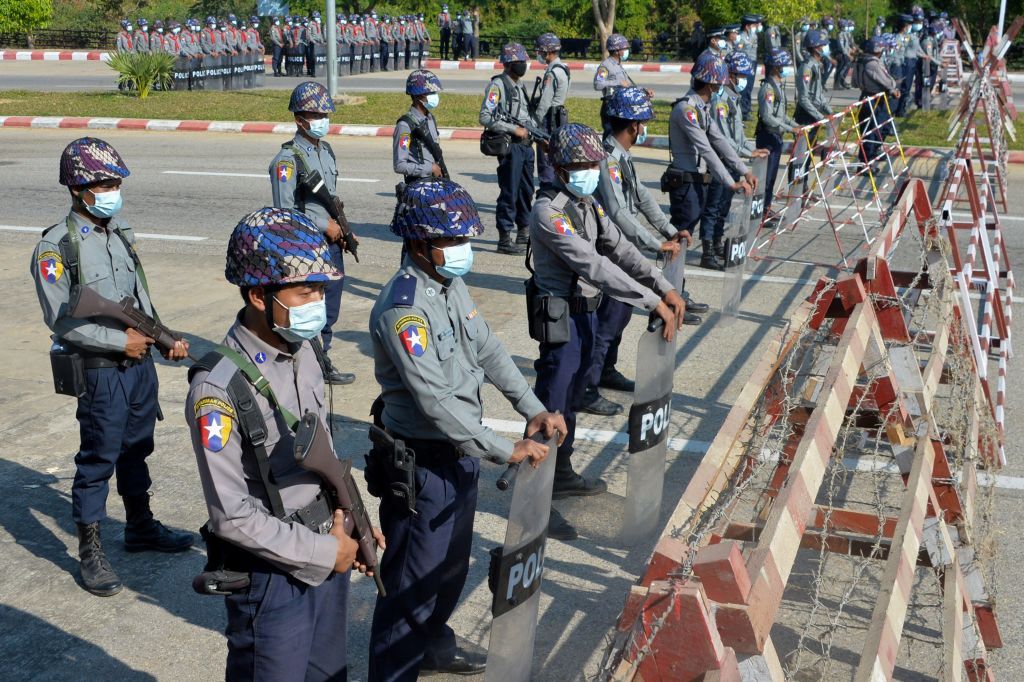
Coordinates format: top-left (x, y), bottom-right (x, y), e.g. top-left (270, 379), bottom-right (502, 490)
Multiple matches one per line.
top-left (120, 19), bottom-right (131, 29)
top-left (406, 69), bottom-right (443, 95)
top-left (153, 19), bottom-right (163, 29)
top-left (499, 42), bottom-right (528, 63)
top-left (765, 48), bottom-right (793, 67)
top-left (606, 33), bottom-right (629, 52)
top-left (225, 208), bottom-right (341, 287)
top-left (605, 86), bottom-right (654, 121)
top-left (59, 137), bottom-right (130, 187)
top-left (550, 123), bottom-right (607, 166)
top-left (863, 37), bottom-right (883, 53)
top-left (535, 32), bottom-right (561, 52)
top-left (288, 81), bottom-right (336, 114)
top-left (205, 15), bottom-right (216, 25)
top-left (390, 179), bottom-right (484, 240)
top-left (802, 28), bottom-right (830, 50)
top-left (137, 17), bottom-right (148, 26)
top-left (726, 51), bottom-right (755, 76)
top-left (691, 49), bottom-right (729, 84)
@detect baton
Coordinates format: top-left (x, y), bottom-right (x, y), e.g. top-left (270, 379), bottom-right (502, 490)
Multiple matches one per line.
top-left (496, 463), bottom-right (520, 491)
top-left (648, 312), bottom-right (665, 333)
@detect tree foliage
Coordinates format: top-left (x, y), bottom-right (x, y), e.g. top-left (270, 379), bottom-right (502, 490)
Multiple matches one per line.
top-left (0, 0), bottom-right (54, 40)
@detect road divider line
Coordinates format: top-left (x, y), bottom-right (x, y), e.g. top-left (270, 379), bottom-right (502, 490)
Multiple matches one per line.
top-left (161, 170), bottom-right (379, 183)
top-left (0, 224), bottom-right (206, 242)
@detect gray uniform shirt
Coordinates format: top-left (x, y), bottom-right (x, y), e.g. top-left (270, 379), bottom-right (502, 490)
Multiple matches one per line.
top-left (904, 31), bottom-right (923, 59)
top-left (270, 25), bottom-right (285, 47)
top-left (479, 74), bottom-right (530, 134)
top-left (393, 107), bottom-right (440, 179)
top-left (149, 32), bottom-right (164, 52)
top-left (765, 26), bottom-right (782, 52)
top-left (116, 30), bottom-right (133, 52)
top-left (370, 260), bottom-right (545, 463)
top-left (270, 133), bottom-right (339, 234)
top-left (31, 211), bottom-right (154, 354)
top-left (596, 137), bottom-right (677, 251)
top-left (200, 27), bottom-right (219, 54)
top-left (532, 59), bottom-right (570, 129)
top-left (186, 318), bottom-right (338, 587)
top-left (858, 54), bottom-right (899, 95)
top-left (757, 77), bottom-right (797, 137)
top-left (795, 59), bottom-right (832, 119)
top-left (713, 88), bottom-right (755, 158)
top-left (224, 27), bottom-right (240, 53)
top-left (529, 187), bottom-right (672, 310)
top-left (133, 30), bottom-right (150, 53)
top-left (310, 22), bottom-right (324, 44)
top-left (593, 56), bottom-right (633, 93)
top-left (740, 29), bottom-right (758, 62)
top-left (669, 89), bottom-right (748, 185)
top-left (182, 30), bottom-right (200, 56)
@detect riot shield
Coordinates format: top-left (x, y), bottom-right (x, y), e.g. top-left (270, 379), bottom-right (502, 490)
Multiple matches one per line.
top-left (286, 47), bottom-right (303, 76)
top-left (348, 44), bottom-right (356, 75)
top-left (721, 156), bottom-right (768, 323)
top-left (778, 132), bottom-right (809, 230)
top-left (316, 44), bottom-right (326, 75)
top-left (620, 255), bottom-right (684, 541)
top-left (485, 433), bottom-right (558, 682)
top-left (172, 56), bottom-right (190, 91)
top-left (253, 52), bottom-right (265, 87)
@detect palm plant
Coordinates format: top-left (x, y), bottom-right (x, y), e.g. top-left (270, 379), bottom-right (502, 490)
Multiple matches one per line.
top-left (107, 52), bottom-right (176, 99)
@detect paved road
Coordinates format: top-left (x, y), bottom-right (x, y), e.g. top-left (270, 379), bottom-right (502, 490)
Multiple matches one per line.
top-left (0, 128), bottom-right (1021, 680)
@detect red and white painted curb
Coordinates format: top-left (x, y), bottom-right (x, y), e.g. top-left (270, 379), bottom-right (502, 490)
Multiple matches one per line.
top-left (1, 49), bottom-right (109, 61)
top-left (1, 113), bottom-right (1015, 162)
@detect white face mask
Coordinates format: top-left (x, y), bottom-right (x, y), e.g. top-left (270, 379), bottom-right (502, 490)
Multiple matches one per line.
top-left (781, 66), bottom-right (795, 78)
top-left (566, 169), bottom-right (600, 197)
top-left (714, 39), bottom-right (727, 50)
top-left (425, 93), bottom-right (440, 109)
top-left (735, 76), bottom-right (749, 92)
top-left (621, 49), bottom-right (630, 61)
top-left (305, 117), bottom-right (330, 138)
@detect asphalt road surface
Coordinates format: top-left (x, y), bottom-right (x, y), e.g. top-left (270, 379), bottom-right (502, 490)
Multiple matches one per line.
top-left (0, 128), bottom-right (1021, 680)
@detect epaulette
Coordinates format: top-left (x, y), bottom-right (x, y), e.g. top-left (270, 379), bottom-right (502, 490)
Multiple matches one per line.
top-left (392, 274), bottom-right (417, 307)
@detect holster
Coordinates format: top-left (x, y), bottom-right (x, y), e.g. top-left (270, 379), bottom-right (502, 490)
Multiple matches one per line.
top-left (659, 167), bottom-right (710, 192)
top-left (50, 346), bottom-right (86, 398)
top-left (192, 522), bottom-right (252, 596)
top-left (525, 276), bottom-right (570, 344)
top-left (365, 424), bottom-right (418, 516)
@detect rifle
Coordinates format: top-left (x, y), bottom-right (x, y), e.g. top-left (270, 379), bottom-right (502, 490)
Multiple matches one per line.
top-left (67, 284), bottom-right (197, 361)
top-left (494, 110), bottom-right (550, 143)
top-left (293, 411), bottom-right (386, 597)
top-left (297, 168), bottom-right (360, 263)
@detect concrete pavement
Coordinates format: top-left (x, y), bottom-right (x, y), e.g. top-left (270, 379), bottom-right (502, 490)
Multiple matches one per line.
top-left (0, 128), bottom-right (1021, 680)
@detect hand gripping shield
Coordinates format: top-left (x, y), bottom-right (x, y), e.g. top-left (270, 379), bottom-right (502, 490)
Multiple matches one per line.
top-left (721, 155), bottom-right (768, 323)
top-left (485, 431), bottom-right (558, 682)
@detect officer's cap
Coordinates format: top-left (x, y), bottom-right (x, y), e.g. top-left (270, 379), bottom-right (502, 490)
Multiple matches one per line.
top-left (59, 137), bottom-right (130, 187)
top-left (550, 123), bottom-right (607, 167)
top-left (535, 32), bottom-right (561, 52)
top-left (606, 33), bottom-right (629, 52)
top-left (406, 70), bottom-right (443, 96)
top-left (898, 13), bottom-right (914, 24)
top-left (390, 179), bottom-right (484, 240)
top-left (606, 86), bottom-right (654, 122)
top-left (288, 81), bottom-right (336, 114)
top-left (500, 42), bottom-right (528, 63)
top-left (741, 14), bottom-right (761, 25)
top-left (724, 24), bottom-right (740, 33)
top-left (707, 27), bottom-right (726, 38)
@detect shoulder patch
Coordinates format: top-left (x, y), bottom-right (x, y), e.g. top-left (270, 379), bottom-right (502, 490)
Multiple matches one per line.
top-left (550, 213), bottom-right (576, 236)
top-left (607, 159), bottom-right (621, 185)
top-left (803, 71), bottom-right (811, 83)
top-left (194, 396), bottom-right (237, 419)
top-left (398, 132), bottom-right (411, 150)
top-left (716, 102), bottom-right (729, 119)
top-left (543, 74), bottom-right (553, 87)
top-left (198, 411), bottom-right (233, 453)
top-left (683, 106), bottom-right (700, 126)
top-left (275, 159), bottom-right (294, 182)
top-left (596, 65), bottom-right (609, 79)
top-left (37, 250), bottom-right (64, 284)
top-left (594, 201), bottom-right (606, 218)
top-left (392, 274), bottom-right (417, 307)
top-left (485, 84), bottom-right (501, 110)
top-left (764, 89), bottom-right (775, 104)
top-left (396, 315), bottom-right (429, 357)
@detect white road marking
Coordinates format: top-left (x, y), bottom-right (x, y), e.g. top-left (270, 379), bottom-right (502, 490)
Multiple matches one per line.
top-left (162, 170), bottom-right (379, 183)
top-left (0, 224), bottom-right (206, 242)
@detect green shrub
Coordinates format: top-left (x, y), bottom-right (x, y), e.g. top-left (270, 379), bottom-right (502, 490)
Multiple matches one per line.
top-left (107, 51), bottom-right (175, 99)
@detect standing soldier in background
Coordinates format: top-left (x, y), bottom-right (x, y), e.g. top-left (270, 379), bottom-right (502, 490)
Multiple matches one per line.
top-left (270, 16), bottom-right (285, 77)
top-left (737, 15), bottom-right (760, 121)
top-left (793, 29), bottom-right (833, 186)
top-left (164, 21), bottom-right (183, 57)
top-left (764, 22), bottom-right (782, 54)
top-left (756, 49), bottom-right (798, 221)
top-left (181, 19), bottom-right (200, 59)
top-left (460, 10), bottom-right (475, 61)
top-left (116, 19), bottom-right (133, 53)
top-left (438, 5), bottom-right (452, 60)
top-left (893, 14), bottom-right (912, 116)
top-left (378, 16), bottom-right (392, 72)
top-left (706, 27), bottom-right (728, 55)
top-left (723, 24), bottom-right (740, 56)
top-left (31, 138), bottom-right (194, 597)
top-left (223, 15), bottom-right (241, 56)
top-left (287, 17), bottom-right (307, 77)
top-left (364, 11), bottom-right (379, 73)
top-left (531, 33), bottom-right (571, 185)
top-left (819, 16), bottom-right (836, 87)
top-left (452, 10), bottom-right (464, 60)
top-left (304, 15), bottom-right (320, 77)
top-left (595, 33), bottom-right (643, 136)
top-left (418, 14), bottom-right (431, 66)
top-left (393, 70), bottom-right (446, 189)
top-left (874, 17), bottom-right (886, 37)
top-left (834, 19), bottom-right (854, 89)
top-left (133, 18), bottom-right (150, 54)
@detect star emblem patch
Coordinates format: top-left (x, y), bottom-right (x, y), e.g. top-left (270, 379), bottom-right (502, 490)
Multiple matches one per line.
top-left (398, 133), bottom-right (411, 150)
top-left (395, 314), bottom-right (428, 357)
top-left (684, 107), bottom-right (699, 126)
top-left (276, 160), bottom-right (294, 182)
top-left (199, 411), bottom-right (233, 452)
top-left (37, 251), bottom-right (63, 283)
top-left (551, 214), bottom-right (575, 236)
top-left (608, 161), bottom-right (621, 185)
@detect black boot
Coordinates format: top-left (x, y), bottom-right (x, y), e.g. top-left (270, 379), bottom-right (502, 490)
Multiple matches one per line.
top-left (77, 522), bottom-right (122, 597)
top-left (496, 235), bottom-right (523, 255)
top-left (599, 367), bottom-right (635, 392)
top-left (515, 227), bottom-right (530, 245)
top-left (713, 238), bottom-right (726, 260)
top-left (322, 355), bottom-right (355, 386)
top-left (681, 279), bottom-right (709, 314)
top-left (699, 240), bottom-right (724, 271)
top-left (123, 494), bottom-right (194, 553)
top-left (575, 385), bottom-right (622, 416)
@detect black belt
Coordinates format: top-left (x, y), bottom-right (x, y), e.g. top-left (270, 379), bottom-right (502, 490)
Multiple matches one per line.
top-left (82, 352), bottom-right (148, 369)
top-left (670, 169), bottom-right (712, 185)
top-left (285, 491), bottom-right (335, 534)
top-left (397, 436), bottom-right (466, 468)
top-left (570, 294), bottom-right (602, 314)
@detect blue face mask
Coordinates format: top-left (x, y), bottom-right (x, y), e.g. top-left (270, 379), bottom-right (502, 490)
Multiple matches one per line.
top-left (636, 124), bottom-right (648, 145)
top-left (714, 39), bottom-right (727, 50)
top-left (425, 93), bottom-right (440, 109)
top-left (566, 169), bottom-right (600, 197)
top-left (735, 76), bottom-right (749, 92)
top-left (821, 44), bottom-right (830, 57)
top-left (273, 296), bottom-right (327, 343)
top-left (85, 189), bottom-right (123, 218)
top-left (434, 242), bottom-right (473, 278)
top-left (305, 117), bottom-right (330, 139)
top-left (781, 66), bottom-right (795, 78)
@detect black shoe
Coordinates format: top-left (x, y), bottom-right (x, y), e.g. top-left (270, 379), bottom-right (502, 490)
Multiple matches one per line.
top-left (496, 239), bottom-right (524, 255)
top-left (77, 522), bottom-right (123, 597)
top-left (713, 240), bottom-right (726, 260)
top-left (700, 253), bottom-right (724, 271)
top-left (683, 311), bottom-right (704, 325)
top-left (576, 386), bottom-right (622, 416)
top-left (515, 228), bottom-right (530, 245)
top-left (552, 473), bottom-right (608, 499)
top-left (322, 357), bottom-right (356, 386)
top-left (683, 296), bottom-right (710, 314)
top-left (420, 648), bottom-right (487, 676)
top-left (599, 368), bottom-right (635, 392)
top-left (547, 507), bottom-right (579, 541)
top-left (123, 494), bottom-right (194, 553)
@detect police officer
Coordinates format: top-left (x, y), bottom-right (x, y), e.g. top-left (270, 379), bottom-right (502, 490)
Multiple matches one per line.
top-left (365, 11), bottom-right (380, 72)
top-left (460, 9), bottom-right (476, 61)
top-left (795, 17), bottom-right (811, 66)
top-left (452, 10), bottom-right (464, 59)
top-left (702, 52), bottom-right (769, 270)
top-left (531, 33), bottom-right (571, 185)
top-left (368, 179), bottom-right (565, 679)
top-left (874, 16), bottom-right (886, 37)
top-left (134, 18), bottom-right (150, 54)
top-left (820, 15), bottom-right (837, 86)
top-left (595, 33), bottom-right (641, 136)
top-left (706, 27), bottom-right (728, 55)
top-left (479, 43), bottom-right (536, 255)
top-left (164, 21), bottom-right (183, 57)
top-left (723, 24), bottom-right (740, 56)
top-left (270, 83), bottom-right (359, 385)
top-left (286, 16), bottom-right (307, 77)
top-left (901, 13), bottom-right (925, 114)
top-left (188, 207), bottom-right (383, 680)
top-left (269, 17), bottom-right (284, 76)
top-left (201, 16), bottom-right (223, 57)
top-left (394, 70), bottom-right (445, 190)
top-left (793, 29), bottom-right (833, 186)
top-left (666, 51), bottom-right (755, 272)
top-left (246, 16), bottom-right (263, 57)
top-left (756, 49), bottom-right (799, 220)
top-left (438, 5), bottom-right (452, 60)
top-left (834, 19), bottom-right (853, 89)
top-left (181, 19), bottom-right (201, 60)
top-left (764, 23), bottom-right (782, 53)
top-left (738, 15), bottom-right (760, 120)
top-left (149, 20), bottom-right (166, 53)
top-left (530, 123), bottom-right (685, 539)
top-left (893, 14), bottom-right (913, 115)
top-left (223, 15), bottom-right (240, 56)
top-left (856, 37), bottom-right (901, 166)
top-left (116, 19), bottom-right (133, 53)
top-left (31, 138), bottom-right (193, 596)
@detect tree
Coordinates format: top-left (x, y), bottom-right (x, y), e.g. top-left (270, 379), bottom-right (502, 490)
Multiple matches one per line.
top-left (0, 0), bottom-right (54, 48)
top-left (592, 0), bottom-right (615, 56)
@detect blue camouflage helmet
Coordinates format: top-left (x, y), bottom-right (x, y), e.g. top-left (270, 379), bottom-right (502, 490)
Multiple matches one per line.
top-left (606, 33), bottom-right (629, 52)
top-left (120, 19), bottom-right (130, 29)
top-left (250, 15), bottom-right (259, 24)
top-left (226, 208), bottom-right (341, 287)
top-left (881, 33), bottom-right (897, 48)
top-left (550, 123), bottom-right (607, 166)
top-left (863, 37), bottom-right (883, 53)
top-left (137, 17), bottom-right (148, 26)
top-left (535, 32), bottom-right (561, 52)
top-left (59, 137), bottom-right (131, 187)
top-left (726, 51), bottom-right (755, 76)
top-left (500, 42), bottom-right (528, 63)
top-left (228, 13), bottom-right (237, 24)
top-left (153, 20), bottom-right (163, 29)
top-left (205, 16), bottom-right (216, 25)
top-left (765, 48), bottom-right (793, 67)
top-left (802, 28), bottom-right (830, 50)
top-left (691, 49), bottom-right (729, 84)
top-left (605, 86), bottom-right (654, 121)
top-left (390, 179), bottom-right (484, 240)
top-left (406, 69), bottom-right (443, 95)
top-left (288, 81), bottom-right (336, 114)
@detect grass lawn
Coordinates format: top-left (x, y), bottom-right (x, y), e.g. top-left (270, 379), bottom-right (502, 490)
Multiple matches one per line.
top-left (0, 89), bottom-right (1012, 149)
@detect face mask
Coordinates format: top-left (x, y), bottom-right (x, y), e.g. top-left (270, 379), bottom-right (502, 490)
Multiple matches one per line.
top-left (714, 39), bottom-right (727, 50)
top-left (425, 93), bottom-right (440, 109)
top-left (821, 44), bottom-right (830, 56)
top-left (274, 20), bottom-right (280, 25)
top-left (305, 117), bottom-right (330, 138)
top-left (273, 297), bottom-right (326, 343)
top-left (781, 66), bottom-right (795, 78)
top-left (126, 25), bottom-right (133, 32)
top-left (636, 124), bottom-right (648, 145)
top-left (801, 24), bottom-right (809, 31)
top-left (757, 25), bottom-right (763, 33)
top-left (84, 189), bottom-right (123, 218)
top-left (157, 27), bottom-right (163, 33)
top-left (913, 24), bottom-right (922, 32)
top-left (433, 242), bottom-right (473, 279)
top-left (142, 26), bottom-right (149, 31)
top-left (173, 27), bottom-right (180, 34)
top-left (621, 49), bottom-right (630, 61)
top-left (566, 169), bottom-right (600, 197)
top-left (735, 76), bottom-right (749, 92)
top-left (509, 62), bottom-right (527, 78)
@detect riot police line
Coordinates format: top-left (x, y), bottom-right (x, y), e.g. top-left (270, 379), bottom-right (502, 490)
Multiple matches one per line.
top-left (169, 52), bottom-right (265, 91)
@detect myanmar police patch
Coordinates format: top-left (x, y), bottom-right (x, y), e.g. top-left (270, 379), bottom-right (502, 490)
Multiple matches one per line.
top-left (276, 160), bottom-right (294, 183)
top-left (398, 133), bottom-right (411, 150)
top-left (37, 251), bottom-right (64, 284)
top-left (199, 411), bottom-right (233, 452)
top-left (684, 107), bottom-right (699, 126)
top-left (395, 314), bottom-right (428, 357)
top-left (551, 214), bottom-right (575, 236)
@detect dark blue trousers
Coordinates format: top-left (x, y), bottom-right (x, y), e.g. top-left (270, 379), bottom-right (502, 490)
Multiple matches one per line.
top-left (369, 456), bottom-right (480, 682)
top-left (495, 143), bottom-right (535, 240)
top-left (305, 42), bottom-right (316, 76)
top-left (272, 44), bottom-right (283, 73)
top-left (668, 180), bottom-right (705, 234)
top-left (700, 178), bottom-right (734, 242)
top-left (73, 357), bottom-right (158, 524)
top-left (321, 242), bottom-right (345, 352)
top-left (588, 297), bottom-right (633, 387)
top-left (755, 129), bottom-right (784, 215)
top-left (858, 99), bottom-right (891, 165)
top-left (898, 58), bottom-right (917, 116)
top-left (740, 78), bottom-right (753, 119)
top-left (533, 311), bottom-right (596, 480)
top-left (225, 565), bottom-right (350, 681)
top-left (536, 140), bottom-right (555, 185)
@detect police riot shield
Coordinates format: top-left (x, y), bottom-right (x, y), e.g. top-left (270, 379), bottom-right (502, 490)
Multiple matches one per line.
top-left (253, 52), bottom-right (266, 87)
top-left (721, 156), bottom-right (768, 323)
top-left (171, 56), bottom-right (190, 91)
top-left (485, 433), bottom-right (558, 682)
top-left (620, 255), bottom-right (684, 541)
top-left (778, 132), bottom-right (809, 229)
top-left (315, 44), bottom-right (326, 76)
top-left (285, 46), bottom-right (304, 76)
